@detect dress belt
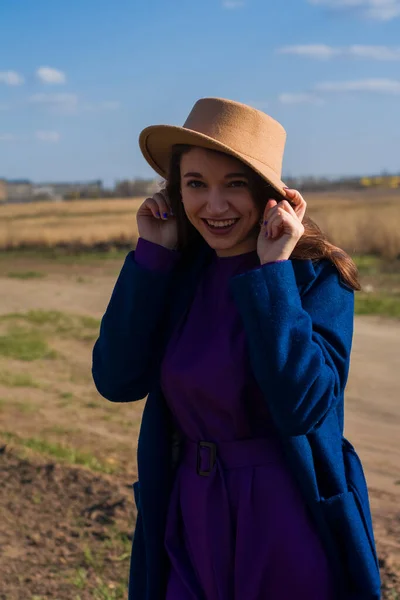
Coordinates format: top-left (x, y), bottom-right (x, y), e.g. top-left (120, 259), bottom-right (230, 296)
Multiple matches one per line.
top-left (181, 435), bottom-right (288, 475)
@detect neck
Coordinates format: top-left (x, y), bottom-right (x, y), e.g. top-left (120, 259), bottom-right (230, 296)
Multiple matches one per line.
top-left (215, 238), bottom-right (257, 258)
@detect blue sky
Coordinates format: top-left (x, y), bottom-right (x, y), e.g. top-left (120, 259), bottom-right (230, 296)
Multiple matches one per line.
top-left (1, 0), bottom-right (400, 186)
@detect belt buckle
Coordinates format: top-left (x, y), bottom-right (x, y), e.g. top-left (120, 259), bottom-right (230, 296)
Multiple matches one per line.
top-left (197, 441), bottom-right (217, 477)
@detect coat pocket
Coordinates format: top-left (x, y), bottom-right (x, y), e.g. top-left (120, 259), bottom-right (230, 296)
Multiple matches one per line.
top-left (342, 436), bottom-right (379, 570)
top-left (317, 438), bottom-right (381, 597)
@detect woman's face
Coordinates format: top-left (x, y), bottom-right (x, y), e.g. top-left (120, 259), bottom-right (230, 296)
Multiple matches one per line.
top-left (180, 147), bottom-right (262, 257)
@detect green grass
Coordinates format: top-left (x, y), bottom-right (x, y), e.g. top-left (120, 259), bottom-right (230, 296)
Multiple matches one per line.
top-left (103, 527), bottom-right (132, 558)
top-left (355, 293), bottom-right (400, 319)
top-left (0, 247), bottom-right (128, 264)
top-left (353, 255), bottom-right (382, 275)
top-left (93, 579), bottom-right (127, 600)
top-left (83, 545), bottom-right (101, 569)
top-left (0, 370), bottom-right (40, 388)
top-left (7, 270), bottom-right (46, 279)
top-left (0, 309), bottom-right (99, 328)
top-left (0, 431), bottom-right (119, 474)
top-left (43, 425), bottom-right (79, 435)
top-left (85, 401), bottom-right (98, 409)
top-left (0, 327), bottom-right (56, 361)
top-left (0, 310), bottom-right (100, 343)
top-left (72, 567), bottom-right (88, 590)
top-left (15, 401), bottom-right (37, 414)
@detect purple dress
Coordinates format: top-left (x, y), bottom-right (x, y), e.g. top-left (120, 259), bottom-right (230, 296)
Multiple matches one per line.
top-left (135, 238), bottom-right (335, 600)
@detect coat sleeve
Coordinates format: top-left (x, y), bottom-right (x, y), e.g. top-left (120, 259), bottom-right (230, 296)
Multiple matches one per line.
top-left (229, 258), bottom-right (354, 437)
top-left (92, 240), bottom-right (181, 402)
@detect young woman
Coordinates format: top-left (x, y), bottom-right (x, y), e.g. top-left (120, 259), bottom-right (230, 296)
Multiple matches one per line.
top-left (92, 98), bottom-right (381, 600)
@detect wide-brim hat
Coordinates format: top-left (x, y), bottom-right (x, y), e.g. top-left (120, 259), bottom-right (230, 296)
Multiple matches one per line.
top-left (138, 97), bottom-right (288, 197)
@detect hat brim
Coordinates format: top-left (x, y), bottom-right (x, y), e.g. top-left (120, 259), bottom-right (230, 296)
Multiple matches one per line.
top-left (139, 125), bottom-right (288, 197)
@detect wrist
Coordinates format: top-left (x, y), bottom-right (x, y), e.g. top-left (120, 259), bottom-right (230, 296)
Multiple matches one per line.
top-left (135, 237), bottom-right (180, 272)
top-left (259, 258), bottom-right (288, 265)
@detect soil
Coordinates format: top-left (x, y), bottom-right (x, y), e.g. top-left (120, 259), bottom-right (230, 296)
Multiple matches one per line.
top-left (0, 256), bottom-right (399, 598)
top-left (0, 446), bottom-right (136, 600)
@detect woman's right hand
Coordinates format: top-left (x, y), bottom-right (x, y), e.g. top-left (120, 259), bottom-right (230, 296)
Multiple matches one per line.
top-left (136, 189), bottom-right (178, 250)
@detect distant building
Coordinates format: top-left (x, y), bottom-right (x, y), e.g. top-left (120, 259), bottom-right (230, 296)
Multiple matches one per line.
top-left (35, 180), bottom-right (103, 199)
top-left (0, 179), bottom-right (6, 202)
top-left (114, 178), bottom-right (160, 197)
top-left (32, 186), bottom-right (63, 202)
top-left (6, 180), bottom-right (33, 203)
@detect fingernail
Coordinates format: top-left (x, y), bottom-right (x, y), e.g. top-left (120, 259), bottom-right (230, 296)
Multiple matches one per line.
top-left (283, 187), bottom-right (289, 190)
top-left (265, 231), bottom-right (268, 237)
top-left (264, 220), bottom-right (268, 225)
top-left (156, 211), bottom-right (161, 218)
top-left (163, 212), bottom-right (168, 219)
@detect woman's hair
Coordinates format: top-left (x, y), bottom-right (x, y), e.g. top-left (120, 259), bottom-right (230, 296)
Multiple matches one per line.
top-left (165, 144), bottom-right (361, 291)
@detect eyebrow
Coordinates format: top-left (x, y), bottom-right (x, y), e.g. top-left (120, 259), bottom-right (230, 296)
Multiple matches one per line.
top-left (183, 172), bottom-right (248, 179)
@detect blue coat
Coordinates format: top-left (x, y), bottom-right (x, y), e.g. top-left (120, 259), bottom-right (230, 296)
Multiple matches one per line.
top-left (92, 243), bottom-right (381, 600)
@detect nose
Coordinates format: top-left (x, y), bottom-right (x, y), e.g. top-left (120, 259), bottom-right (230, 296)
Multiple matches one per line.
top-left (205, 188), bottom-right (230, 216)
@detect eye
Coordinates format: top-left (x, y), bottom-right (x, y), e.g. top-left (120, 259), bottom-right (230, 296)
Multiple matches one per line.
top-left (186, 180), bottom-right (205, 188)
top-left (228, 180), bottom-right (248, 188)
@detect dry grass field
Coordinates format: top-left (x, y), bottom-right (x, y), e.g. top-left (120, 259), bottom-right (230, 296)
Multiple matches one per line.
top-left (0, 190), bottom-right (399, 598)
top-left (0, 189), bottom-right (399, 258)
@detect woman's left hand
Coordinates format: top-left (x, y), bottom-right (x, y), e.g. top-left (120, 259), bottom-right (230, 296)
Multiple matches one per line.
top-left (257, 188), bottom-right (307, 265)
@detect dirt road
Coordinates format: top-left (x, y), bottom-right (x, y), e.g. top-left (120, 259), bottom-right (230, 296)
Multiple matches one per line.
top-left (2, 273), bottom-right (399, 502)
top-left (1, 268), bottom-right (399, 596)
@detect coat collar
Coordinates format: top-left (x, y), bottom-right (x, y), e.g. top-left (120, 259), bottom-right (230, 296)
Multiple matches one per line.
top-left (177, 245), bottom-right (318, 297)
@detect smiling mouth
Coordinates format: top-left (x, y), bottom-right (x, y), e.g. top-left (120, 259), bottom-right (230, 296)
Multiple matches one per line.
top-left (202, 218), bottom-right (240, 230)
top-left (200, 218), bottom-right (241, 237)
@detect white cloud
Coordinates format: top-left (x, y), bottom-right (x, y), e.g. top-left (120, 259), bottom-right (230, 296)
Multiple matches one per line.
top-left (279, 93), bottom-right (324, 105)
top-left (35, 130), bottom-right (61, 142)
top-left (348, 45), bottom-right (400, 60)
top-left (222, 0), bottom-right (245, 8)
top-left (277, 44), bottom-right (400, 60)
top-left (315, 78), bottom-right (400, 93)
top-left (308, 0), bottom-right (400, 21)
top-left (28, 94), bottom-right (121, 115)
top-left (36, 67), bottom-right (66, 84)
top-left (277, 45), bottom-right (339, 59)
top-left (28, 93), bottom-right (78, 114)
top-left (0, 71), bottom-right (24, 86)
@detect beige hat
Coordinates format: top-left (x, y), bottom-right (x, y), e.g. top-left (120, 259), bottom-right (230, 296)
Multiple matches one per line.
top-left (139, 97), bottom-right (288, 196)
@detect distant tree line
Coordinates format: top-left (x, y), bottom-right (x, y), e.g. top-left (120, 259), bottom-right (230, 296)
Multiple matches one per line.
top-left (1, 172), bottom-right (400, 204)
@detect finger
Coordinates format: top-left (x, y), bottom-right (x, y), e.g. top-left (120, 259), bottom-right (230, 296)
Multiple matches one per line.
top-left (283, 188), bottom-right (307, 215)
top-left (262, 199), bottom-right (278, 224)
top-left (268, 209), bottom-right (294, 238)
top-left (277, 199), bottom-right (298, 218)
top-left (267, 211), bottom-right (285, 239)
top-left (159, 188), bottom-right (174, 216)
top-left (152, 192), bottom-right (171, 220)
top-left (143, 197), bottom-right (164, 219)
top-left (283, 187), bottom-right (301, 199)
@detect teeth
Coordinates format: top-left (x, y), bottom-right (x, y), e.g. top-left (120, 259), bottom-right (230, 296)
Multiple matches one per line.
top-left (206, 219), bottom-right (237, 228)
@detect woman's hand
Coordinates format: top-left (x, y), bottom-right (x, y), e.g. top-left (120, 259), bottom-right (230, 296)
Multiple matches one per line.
top-left (257, 189), bottom-right (307, 264)
top-left (136, 188), bottom-right (178, 250)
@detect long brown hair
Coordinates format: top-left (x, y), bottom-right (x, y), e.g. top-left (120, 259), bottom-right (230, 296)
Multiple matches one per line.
top-left (165, 144), bottom-right (361, 291)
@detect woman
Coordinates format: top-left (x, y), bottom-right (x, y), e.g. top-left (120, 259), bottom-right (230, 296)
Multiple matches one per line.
top-left (92, 98), bottom-right (381, 600)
